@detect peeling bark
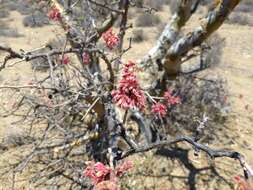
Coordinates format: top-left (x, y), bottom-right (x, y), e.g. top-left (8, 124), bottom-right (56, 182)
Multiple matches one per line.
top-left (163, 0), bottom-right (241, 75)
top-left (140, 0), bottom-right (241, 81)
top-left (140, 0), bottom-right (195, 67)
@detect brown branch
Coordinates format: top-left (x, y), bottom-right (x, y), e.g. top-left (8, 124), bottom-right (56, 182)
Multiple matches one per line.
top-left (117, 0), bottom-right (130, 52)
top-left (121, 135), bottom-right (253, 178)
top-left (0, 45), bottom-right (23, 71)
top-left (0, 46), bottom-right (99, 70)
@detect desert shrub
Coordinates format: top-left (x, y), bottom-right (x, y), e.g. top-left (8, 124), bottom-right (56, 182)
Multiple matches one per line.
top-left (202, 33), bottom-right (225, 68)
top-left (135, 0), bottom-right (144, 8)
top-left (227, 13), bottom-right (253, 26)
top-left (0, 18), bottom-right (21, 38)
top-left (135, 0), bottom-right (169, 8)
top-left (145, 0), bottom-right (165, 10)
top-left (0, 29), bottom-right (20, 37)
top-left (235, 3), bottom-right (253, 13)
top-left (152, 34), bottom-right (226, 142)
top-left (162, 0), bottom-right (171, 5)
top-left (5, 1), bottom-right (19, 11)
top-left (161, 75), bottom-right (229, 143)
top-left (0, 9), bottom-right (9, 18)
top-left (23, 11), bottom-right (49, 27)
top-left (0, 22), bottom-right (21, 37)
top-left (135, 13), bottom-right (161, 27)
top-left (4, 0), bottom-right (48, 13)
top-left (132, 29), bottom-right (146, 43)
top-left (243, 0), bottom-right (253, 5)
top-left (15, 1), bottom-right (33, 15)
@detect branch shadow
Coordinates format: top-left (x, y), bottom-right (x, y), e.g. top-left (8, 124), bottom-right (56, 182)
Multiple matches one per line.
top-left (152, 147), bottom-right (233, 190)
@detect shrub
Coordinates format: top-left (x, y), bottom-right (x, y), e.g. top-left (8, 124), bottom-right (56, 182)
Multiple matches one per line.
top-left (5, 1), bottom-right (19, 11)
top-left (132, 29), bottom-right (146, 43)
top-left (16, 1), bottom-right (33, 15)
top-left (23, 11), bottom-right (49, 27)
top-left (0, 22), bottom-right (21, 37)
top-left (135, 13), bottom-right (161, 27)
top-left (202, 33), bottom-right (225, 68)
top-left (145, 0), bottom-right (164, 10)
top-left (0, 9), bottom-right (9, 18)
top-left (162, 75), bottom-right (229, 142)
top-left (235, 3), bottom-right (253, 13)
top-left (243, 0), bottom-right (253, 5)
top-left (227, 13), bottom-right (253, 26)
top-left (135, 0), bottom-right (143, 8)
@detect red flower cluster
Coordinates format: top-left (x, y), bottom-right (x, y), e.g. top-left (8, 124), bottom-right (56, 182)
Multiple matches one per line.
top-left (164, 89), bottom-right (181, 106)
top-left (102, 28), bottom-right (119, 50)
top-left (151, 103), bottom-right (167, 118)
top-left (84, 162), bottom-right (110, 185)
top-left (84, 161), bottom-right (133, 190)
top-left (150, 89), bottom-right (180, 118)
top-left (48, 7), bottom-right (61, 21)
top-left (234, 176), bottom-right (253, 190)
top-left (82, 52), bottom-right (90, 65)
top-left (111, 61), bottom-right (146, 110)
top-left (61, 55), bottom-right (70, 65)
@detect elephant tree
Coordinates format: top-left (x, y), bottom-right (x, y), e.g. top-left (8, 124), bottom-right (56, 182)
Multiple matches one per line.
top-left (0, 0), bottom-right (252, 189)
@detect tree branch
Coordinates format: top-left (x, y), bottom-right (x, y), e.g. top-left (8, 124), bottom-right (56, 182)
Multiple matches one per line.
top-left (121, 135), bottom-right (253, 178)
top-left (140, 0), bottom-right (195, 66)
top-left (163, 0), bottom-right (241, 75)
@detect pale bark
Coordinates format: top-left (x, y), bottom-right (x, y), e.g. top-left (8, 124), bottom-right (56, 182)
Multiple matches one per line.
top-left (163, 0), bottom-right (241, 75)
top-left (140, 0), bottom-right (241, 79)
top-left (140, 0), bottom-right (195, 66)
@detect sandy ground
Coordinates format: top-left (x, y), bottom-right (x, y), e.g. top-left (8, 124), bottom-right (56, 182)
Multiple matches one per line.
top-left (0, 6), bottom-right (253, 190)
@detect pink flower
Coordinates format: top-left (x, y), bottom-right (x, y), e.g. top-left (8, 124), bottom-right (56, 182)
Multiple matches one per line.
top-left (48, 7), bottom-right (61, 21)
top-left (84, 162), bottom-right (110, 185)
top-left (112, 61), bottom-right (146, 110)
top-left (234, 175), bottom-right (253, 190)
top-left (84, 161), bottom-right (133, 190)
top-left (102, 28), bottom-right (119, 50)
top-left (164, 89), bottom-right (181, 106)
top-left (82, 52), bottom-right (90, 65)
top-left (61, 55), bottom-right (70, 65)
top-left (151, 103), bottom-right (167, 118)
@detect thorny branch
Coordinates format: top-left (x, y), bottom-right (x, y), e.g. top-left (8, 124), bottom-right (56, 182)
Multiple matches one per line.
top-left (0, 0), bottom-right (250, 189)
